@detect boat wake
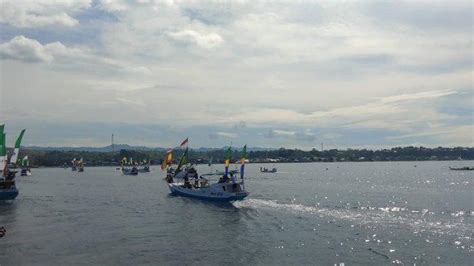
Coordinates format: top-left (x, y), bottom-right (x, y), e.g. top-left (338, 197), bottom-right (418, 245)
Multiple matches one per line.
top-left (233, 199), bottom-right (473, 239)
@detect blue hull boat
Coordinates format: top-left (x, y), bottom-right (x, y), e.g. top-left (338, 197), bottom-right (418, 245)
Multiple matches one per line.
top-left (0, 188), bottom-right (19, 201)
top-left (168, 182), bottom-right (249, 202)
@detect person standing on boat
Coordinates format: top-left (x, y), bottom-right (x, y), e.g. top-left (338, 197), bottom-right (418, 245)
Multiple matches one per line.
top-left (230, 172), bottom-right (238, 192)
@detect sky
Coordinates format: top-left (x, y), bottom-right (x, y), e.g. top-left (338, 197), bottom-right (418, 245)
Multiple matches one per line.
top-left (0, 0), bottom-right (472, 149)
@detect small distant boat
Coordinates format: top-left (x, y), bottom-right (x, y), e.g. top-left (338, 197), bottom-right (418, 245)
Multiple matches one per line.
top-left (260, 167), bottom-right (277, 173)
top-left (20, 168), bottom-right (31, 176)
top-left (449, 166), bottom-right (474, 171)
top-left (20, 156), bottom-right (31, 176)
top-left (137, 165), bottom-right (150, 173)
top-left (77, 158), bottom-right (85, 172)
top-left (122, 166), bottom-right (138, 176)
top-left (71, 158), bottom-right (77, 171)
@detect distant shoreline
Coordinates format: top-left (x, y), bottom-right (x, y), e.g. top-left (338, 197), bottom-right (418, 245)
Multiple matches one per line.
top-left (26, 159), bottom-right (474, 169)
top-left (7, 146), bottom-right (473, 167)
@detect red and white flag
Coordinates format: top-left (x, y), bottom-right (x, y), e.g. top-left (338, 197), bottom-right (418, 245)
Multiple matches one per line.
top-left (180, 137), bottom-right (188, 147)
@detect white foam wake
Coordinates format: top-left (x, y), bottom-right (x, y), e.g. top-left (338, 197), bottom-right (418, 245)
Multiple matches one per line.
top-left (233, 199), bottom-right (473, 238)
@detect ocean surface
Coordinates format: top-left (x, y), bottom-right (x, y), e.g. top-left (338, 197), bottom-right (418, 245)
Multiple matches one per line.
top-left (1, 161), bottom-right (473, 265)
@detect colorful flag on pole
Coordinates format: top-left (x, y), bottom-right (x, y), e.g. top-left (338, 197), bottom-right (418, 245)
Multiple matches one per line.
top-left (10, 129), bottom-right (25, 164)
top-left (180, 137), bottom-right (188, 147)
top-left (224, 146), bottom-right (232, 175)
top-left (166, 149), bottom-right (173, 164)
top-left (176, 147), bottom-right (188, 173)
top-left (161, 149), bottom-right (173, 170)
top-left (0, 129), bottom-right (6, 172)
top-left (240, 145), bottom-right (247, 179)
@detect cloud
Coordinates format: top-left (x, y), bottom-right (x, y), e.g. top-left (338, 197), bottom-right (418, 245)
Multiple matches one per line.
top-left (168, 30), bottom-right (223, 49)
top-left (0, 0), bottom-right (91, 28)
top-left (97, 0), bottom-right (128, 13)
top-left (1, 2), bottom-right (472, 148)
top-left (0, 35), bottom-right (56, 62)
top-left (0, 35), bottom-right (151, 76)
top-left (272, 130), bottom-right (296, 137)
top-left (265, 129), bottom-right (315, 142)
top-left (209, 132), bottom-right (237, 139)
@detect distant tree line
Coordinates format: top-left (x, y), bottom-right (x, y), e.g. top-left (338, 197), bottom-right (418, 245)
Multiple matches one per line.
top-left (9, 146), bottom-right (474, 167)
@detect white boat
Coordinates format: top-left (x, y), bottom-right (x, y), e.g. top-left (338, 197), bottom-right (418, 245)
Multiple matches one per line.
top-left (168, 177), bottom-right (249, 202)
top-left (260, 167), bottom-right (277, 173)
top-left (20, 168), bottom-right (31, 176)
top-left (167, 143), bottom-right (249, 202)
top-left (122, 166), bottom-right (138, 175)
top-left (20, 156), bottom-right (31, 176)
top-left (0, 126), bottom-right (19, 200)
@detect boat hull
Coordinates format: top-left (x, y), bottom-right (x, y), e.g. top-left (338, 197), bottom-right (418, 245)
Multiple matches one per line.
top-left (0, 188), bottom-right (19, 201)
top-left (137, 169), bottom-right (150, 173)
top-left (122, 169), bottom-right (138, 175)
top-left (449, 167), bottom-right (474, 171)
top-left (169, 183), bottom-right (248, 202)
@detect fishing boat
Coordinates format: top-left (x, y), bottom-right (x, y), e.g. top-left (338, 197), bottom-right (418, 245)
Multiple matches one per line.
top-left (260, 167), bottom-right (277, 173)
top-left (0, 177), bottom-right (18, 201)
top-left (168, 177), bottom-right (248, 202)
top-left (137, 160), bottom-right (150, 173)
top-left (77, 158), bottom-right (84, 172)
top-left (71, 158), bottom-right (77, 171)
top-left (122, 166), bottom-right (138, 175)
top-left (20, 156), bottom-right (31, 176)
top-left (449, 166), bottom-right (474, 171)
top-left (0, 168), bottom-right (18, 200)
top-left (0, 126), bottom-right (19, 200)
top-left (120, 157), bottom-right (139, 175)
top-left (138, 165), bottom-right (150, 173)
top-left (167, 142), bottom-right (249, 202)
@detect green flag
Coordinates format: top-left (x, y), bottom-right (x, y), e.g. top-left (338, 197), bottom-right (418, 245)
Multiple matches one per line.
top-left (0, 124), bottom-right (4, 156)
top-left (176, 147), bottom-right (188, 172)
top-left (0, 133), bottom-right (5, 171)
top-left (241, 145), bottom-right (247, 159)
top-left (11, 129), bottom-right (26, 164)
top-left (225, 146), bottom-right (232, 160)
top-left (0, 133), bottom-right (5, 156)
top-left (240, 145), bottom-right (247, 179)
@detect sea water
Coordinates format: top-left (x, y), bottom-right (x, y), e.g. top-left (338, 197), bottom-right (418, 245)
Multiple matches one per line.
top-left (0, 161), bottom-right (472, 265)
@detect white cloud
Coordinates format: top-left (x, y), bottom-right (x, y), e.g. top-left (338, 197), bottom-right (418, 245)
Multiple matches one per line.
top-left (168, 30), bottom-right (223, 49)
top-left (1, 2), bottom-right (472, 147)
top-left (0, 35), bottom-right (55, 62)
top-left (0, 0), bottom-right (91, 28)
top-left (97, 0), bottom-right (128, 12)
top-left (0, 36), bottom-right (151, 76)
top-left (216, 132), bottom-right (237, 138)
top-left (272, 130), bottom-right (296, 136)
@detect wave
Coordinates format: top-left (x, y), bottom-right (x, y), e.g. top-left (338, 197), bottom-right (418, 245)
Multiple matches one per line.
top-left (233, 199), bottom-right (473, 238)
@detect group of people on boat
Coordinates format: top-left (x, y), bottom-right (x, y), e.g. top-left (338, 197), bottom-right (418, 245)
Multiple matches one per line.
top-left (166, 165), bottom-right (209, 188)
top-left (163, 139), bottom-right (249, 201)
top-left (71, 158), bottom-right (84, 172)
top-left (0, 226), bottom-right (6, 238)
top-left (219, 172), bottom-right (240, 192)
top-left (120, 158), bottom-right (150, 175)
top-left (260, 167), bottom-right (277, 173)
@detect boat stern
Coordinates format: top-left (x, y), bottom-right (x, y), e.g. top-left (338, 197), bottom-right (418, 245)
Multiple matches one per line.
top-left (0, 188), bottom-right (19, 201)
